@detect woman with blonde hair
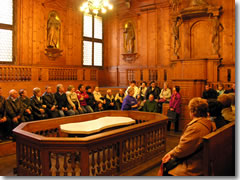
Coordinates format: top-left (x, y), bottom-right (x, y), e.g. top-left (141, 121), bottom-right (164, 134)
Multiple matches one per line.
top-left (160, 97), bottom-right (215, 176)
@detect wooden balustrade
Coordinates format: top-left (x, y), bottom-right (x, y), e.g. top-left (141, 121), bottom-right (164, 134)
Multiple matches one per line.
top-left (0, 65), bottom-right (98, 82)
top-left (13, 111), bottom-right (168, 176)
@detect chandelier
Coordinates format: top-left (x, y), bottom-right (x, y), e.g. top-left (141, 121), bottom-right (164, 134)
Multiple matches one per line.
top-left (80, 0), bottom-right (113, 15)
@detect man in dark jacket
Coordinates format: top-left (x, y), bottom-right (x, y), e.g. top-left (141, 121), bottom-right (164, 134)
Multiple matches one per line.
top-left (202, 84), bottom-right (218, 100)
top-left (143, 94), bottom-right (158, 113)
top-left (42, 86), bottom-right (59, 118)
top-left (104, 89), bottom-right (116, 110)
top-left (31, 87), bottom-right (48, 120)
top-left (86, 86), bottom-right (96, 111)
top-left (6, 89), bottom-right (25, 138)
top-left (19, 89), bottom-right (34, 121)
top-left (55, 84), bottom-right (75, 117)
top-left (0, 88), bottom-right (10, 141)
top-left (145, 81), bottom-right (161, 100)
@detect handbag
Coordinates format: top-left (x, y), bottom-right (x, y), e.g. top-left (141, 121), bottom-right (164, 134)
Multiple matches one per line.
top-left (157, 159), bottom-right (183, 176)
top-left (167, 109), bottom-right (177, 122)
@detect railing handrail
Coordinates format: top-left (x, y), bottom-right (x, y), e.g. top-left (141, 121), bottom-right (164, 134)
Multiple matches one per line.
top-left (13, 111), bottom-right (168, 144)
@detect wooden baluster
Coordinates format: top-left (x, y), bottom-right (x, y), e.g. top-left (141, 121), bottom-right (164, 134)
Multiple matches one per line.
top-left (55, 153), bottom-right (60, 176)
top-left (135, 136), bottom-right (138, 158)
top-left (91, 151), bottom-right (95, 176)
top-left (71, 153), bottom-right (76, 176)
top-left (63, 153), bottom-right (68, 176)
top-left (21, 144), bottom-right (26, 168)
top-left (127, 140), bottom-right (130, 161)
top-left (49, 152), bottom-right (52, 176)
top-left (107, 146), bottom-right (111, 169)
top-left (37, 149), bottom-right (41, 175)
top-left (102, 147), bottom-right (106, 172)
top-left (33, 148), bottom-right (37, 174)
top-left (25, 145), bottom-right (29, 170)
top-left (96, 150), bottom-right (101, 174)
top-left (131, 137), bottom-right (134, 159)
top-left (122, 140), bottom-right (126, 162)
top-left (29, 146), bottom-right (33, 173)
top-left (112, 145), bottom-right (116, 167)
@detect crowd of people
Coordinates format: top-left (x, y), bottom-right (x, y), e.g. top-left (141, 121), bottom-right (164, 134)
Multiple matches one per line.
top-left (0, 81), bottom-right (235, 143)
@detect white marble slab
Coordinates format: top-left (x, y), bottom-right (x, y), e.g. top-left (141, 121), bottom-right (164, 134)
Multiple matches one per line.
top-left (60, 116), bottom-right (136, 135)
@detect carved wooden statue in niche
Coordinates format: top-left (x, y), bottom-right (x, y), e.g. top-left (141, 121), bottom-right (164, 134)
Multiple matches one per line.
top-left (189, 0), bottom-right (208, 6)
top-left (211, 16), bottom-right (224, 56)
top-left (124, 22), bottom-right (135, 53)
top-left (47, 11), bottom-right (61, 49)
top-left (173, 17), bottom-right (183, 58)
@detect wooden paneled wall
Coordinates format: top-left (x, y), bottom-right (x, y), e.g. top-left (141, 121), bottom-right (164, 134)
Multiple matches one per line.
top-left (100, 0), bottom-right (235, 129)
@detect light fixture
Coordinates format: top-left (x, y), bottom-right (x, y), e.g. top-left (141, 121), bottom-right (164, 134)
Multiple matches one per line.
top-left (80, 0), bottom-right (113, 15)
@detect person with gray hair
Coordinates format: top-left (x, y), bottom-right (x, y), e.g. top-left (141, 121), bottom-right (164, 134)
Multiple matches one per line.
top-left (55, 84), bottom-right (75, 117)
top-left (30, 87), bottom-right (48, 120)
top-left (5, 89), bottom-right (25, 139)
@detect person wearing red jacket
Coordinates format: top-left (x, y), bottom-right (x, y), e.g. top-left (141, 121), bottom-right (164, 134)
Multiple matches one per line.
top-left (76, 84), bottom-right (94, 113)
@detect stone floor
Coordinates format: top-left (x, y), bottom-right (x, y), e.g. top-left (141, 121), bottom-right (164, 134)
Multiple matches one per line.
top-left (0, 131), bottom-right (181, 176)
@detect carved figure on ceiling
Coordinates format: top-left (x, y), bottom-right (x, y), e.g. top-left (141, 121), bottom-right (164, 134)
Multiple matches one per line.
top-left (172, 17), bottom-right (183, 58)
top-left (189, 0), bottom-right (208, 6)
top-left (124, 22), bottom-right (135, 53)
top-left (47, 11), bottom-right (61, 48)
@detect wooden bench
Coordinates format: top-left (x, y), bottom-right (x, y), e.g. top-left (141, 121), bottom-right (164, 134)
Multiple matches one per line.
top-left (203, 121), bottom-right (235, 176)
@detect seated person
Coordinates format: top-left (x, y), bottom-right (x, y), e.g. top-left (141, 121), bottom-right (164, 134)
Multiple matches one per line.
top-left (145, 81), bottom-right (161, 101)
top-left (167, 86), bottom-right (181, 132)
top-left (86, 86), bottom-right (96, 111)
top-left (143, 94), bottom-right (158, 113)
top-left (137, 81), bottom-right (147, 110)
top-left (224, 83), bottom-right (235, 94)
top-left (19, 89), bottom-right (34, 121)
top-left (66, 85), bottom-right (83, 114)
top-left (218, 94), bottom-right (235, 122)
top-left (228, 93), bottom-right (235, 113)
top-left (76, 84), bottom-right (93, 113)
top-left (0, 88), bottom-right (10, 141)
top-left (93, 86), bottom-right (104, 104)
top-left (55, 84), bottom-right (75, 117)
top-left (121, 88), bottom-right (139, 111)
top-left (159, 82), bottom-right (171, 113)
top-left (125, 80), bottom-right (139, 99)
top-left (95, 102), bottom-right (104, 112)
top-left (104, 89), bottom-right (116, 110)
top-left (161, 97), bottom-right (215, 176)
top-left (202, 84), bottom-right (218, 100)
top-left (31, 87), bottom-right (48, 120)
top-left (208, 99), bottom-right (227, 129)
top-left (217, 83), bottom-right (225, 96)
top-left (42, 86), bottom-right (60, 118)
top-left (115, 89), bottom-right (126, 110)
top-left (6, 89), bottom-right (25, 138)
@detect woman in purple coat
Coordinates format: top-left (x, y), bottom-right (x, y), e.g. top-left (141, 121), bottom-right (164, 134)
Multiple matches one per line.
top-left (167, 86), bottom-right (181, 132)
top-left (121, 88), bottom-right (139, 111)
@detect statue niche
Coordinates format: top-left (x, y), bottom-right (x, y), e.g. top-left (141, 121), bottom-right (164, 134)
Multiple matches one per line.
top-left (122, 21), bottom-right (137, 63)
top-left (45, 11), bottom-right (63, 59)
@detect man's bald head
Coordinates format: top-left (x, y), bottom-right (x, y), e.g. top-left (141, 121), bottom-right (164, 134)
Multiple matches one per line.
top-left (9, 89), bottom-right (18, 99)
